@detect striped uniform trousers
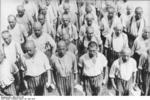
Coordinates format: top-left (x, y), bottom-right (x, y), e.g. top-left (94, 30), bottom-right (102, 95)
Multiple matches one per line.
top-left (141, 61), bottom-right (150, 95)
top-left (107, 49), bottom-right (120, 68)
top-left (115, 77), bottom-right (133, 96)
top-left (83, 74), bottom-right (103, 96)
top-left (55, 72), bottom-right (74, 96)
top-left (24, 72), bottom-right (47, 96)
top-left (0, 83), bottom-right (16, 96)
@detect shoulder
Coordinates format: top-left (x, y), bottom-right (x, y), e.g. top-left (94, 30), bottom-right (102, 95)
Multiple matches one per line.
top-left (129, 58), bottom-right (136, 64)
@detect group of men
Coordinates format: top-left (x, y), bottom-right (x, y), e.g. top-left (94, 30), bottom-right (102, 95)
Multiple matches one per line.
top-left (0, 0), bottom-right (150, 96)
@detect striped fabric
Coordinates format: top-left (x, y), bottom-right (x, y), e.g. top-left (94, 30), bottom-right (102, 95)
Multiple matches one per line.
top-left (107, 49), bottom-right (120, 67)
top-left (24, 72), bottom-right (47, 95)
top-left (83, 74), bottom-right (103, 96)
top-left (55, 72), bottom-right (74, 96)
top-left (0, 83), bottom-right (16, 96)
top-left (115, 77), bottom-right (133, 96)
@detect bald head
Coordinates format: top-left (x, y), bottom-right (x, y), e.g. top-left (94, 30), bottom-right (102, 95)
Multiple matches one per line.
top-left (142, 26), bottom-right (150, 39)
top-left (57, 41), bottom-right (67, 57)
top-left (62, 14), bottom-right (70, 26)
top-left (85, 5), bottom-right (92, 13)
top-left (33, 22), bottom-right (42, 37)
top-left (17, 5), bottom-right (25, 12)
top-left (107, 7), bottom-right (115, 19)
top-left (85, 13), bottom-right (94, 21)
top-left (135, 7), bottom-right (143, 20)
top-left (2, 30), bottom-right (12, 45)
top-left (86, 26), bottom-right (94, 34)
top-left (38, 14), bottom-right (45, 25)
top-left (120, 48), bottom-right (131, 62)
top-left (25, 40), bottom-right (36, 57)
top-left (8, 15), bottom-right (16, 28)
top-left (63, 3), bottom-right (70, 13)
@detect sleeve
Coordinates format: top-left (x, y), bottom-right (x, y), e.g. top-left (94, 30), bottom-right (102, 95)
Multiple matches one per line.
top-left (43, 53), bottom-right (51, 70)
top-left (78, 56), bottom-right (83, 68)
top-left (102, 54), bottom-right (108, 67)
top-left (11, 63), bottom-right (19, 74)
top-left (79, 26), bottom-right (85, 41)
top-left (47, 35), bottom-right (56, 53)
top-left (16, 43), bottom-right (24, 57)
top-left (104, 38), bottom-right (110, 48)
top-left (20, 24), bottom-right (28, 37)
top-left (72, 25), bottom-right (78, 40)
top-left (124, 34), bottom-right (129, 48)
top-left (72, 54), bottom-right (78, 74)
top-left (133, 59), bottom-right (137, 72)
top-left (138, 55), bottom-right (147, 70)
top-left (109, 61), bottom-right (117, 78)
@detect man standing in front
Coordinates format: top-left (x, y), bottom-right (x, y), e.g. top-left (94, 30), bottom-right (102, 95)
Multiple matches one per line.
top-left (78, 41), bottom-right (108, 96)
top-left (51, 40), bottom-right (78, 96)
top-left (22, 40), bottom-right (52, 95)
top-left (110, 48), bottom-right (137, 95)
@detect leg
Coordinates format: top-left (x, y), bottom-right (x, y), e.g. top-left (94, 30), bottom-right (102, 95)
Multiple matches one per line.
top-left (2, 83), bottom-right (17, 96)
top-left (83, 77), bottom-right (92, 96)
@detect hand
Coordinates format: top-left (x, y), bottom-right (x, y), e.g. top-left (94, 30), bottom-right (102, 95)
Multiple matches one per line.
top-left (102, 79), bottom-right (107, 86)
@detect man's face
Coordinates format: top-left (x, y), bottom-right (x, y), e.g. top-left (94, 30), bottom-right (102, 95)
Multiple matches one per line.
top-left (26, 45), bottom-right (36, 57)
top-left (8, 18), bottom-right (16, 29)
top-left (57, 45), bottom-right (67, 57)
top-left (63, 18), bottom-right (70, 26)
top-left (88, 46), bottom-right (97, 58)
top-left (86, 19), bottom-right (93, 26)
top-left (121, 52), bottom-right (130, 62)
top-left (17, 10), bottom-right (25, 17)
top-left (115, 27), bottom-right (122, 36)
top-left (34, 27), bottom-right (42, 37)
top-left (87, 31), bottom-right (94, 39)
top-left (2, 33), bottom-right (12, 45)
top-left (108, 10), bottom-right (114, 19)
top-left (38, 17), bottom-right (45, 25)
top-left (142, 30), bottom-right (150, 40)
top-left (135, 10), bottom-right (143, 20)
top-left (64, 8), bottom-right (70, 14)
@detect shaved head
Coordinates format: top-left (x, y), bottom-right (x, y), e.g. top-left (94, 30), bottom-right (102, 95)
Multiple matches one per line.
top-left (2, 30), bottom-right (12, 45)
top-left (86, 26), bottom-right (94, 34)
top-left (25, 40), bottom-right (36, 57)
top-left (17, 5), bottom-right (25, 12)
top-left (57, 40), bottom-right (67, 57)
top-left (85, 13), bottom-right (94, 21)
top-left (120, 48), bottom-right (131, 62)
top-left (135, 7), bottom-right (143, 13)
top-left (33, 22), bottom-right (42, 30)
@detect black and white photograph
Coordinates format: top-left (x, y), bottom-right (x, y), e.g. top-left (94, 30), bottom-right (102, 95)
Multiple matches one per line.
top-left (0, 0), bottom-right (150, 97)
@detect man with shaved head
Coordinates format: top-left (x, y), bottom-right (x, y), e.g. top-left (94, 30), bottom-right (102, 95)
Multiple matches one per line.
top-left (105, 24), bottom-right (129, 68)
top-left (127, 7), bottom-right (145, 48)
top-left (138, 47), bottom-right (150, 95)
top-left (110, 48), bottom-right (137, 95)
top-left (51, 40), bottom-right (78, 95)
top-left (7, 15), bottom-right (28, 44)
top-left (79, 41), bottom-right (108, 95)
top-left (16, 5), bottom-right (32, 36)
top-left (38, 14), bottom-right (56, 39)
top-left (28, 22), bottom-right (56, 58)
top-left (0, 49), bottom-right (20, 96)
top-left (57, 14), bottom-right (78, 44)
top-left (1, 30), bottom-right (23, 67)
top-left (79, 13), bottom-right (100, 43)
top-left (101, 6), bottom-right (121, 46)
top-left (22, 40), bottom-right (52, 95)
top-left (81, 26), bottom-right (102, 54)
